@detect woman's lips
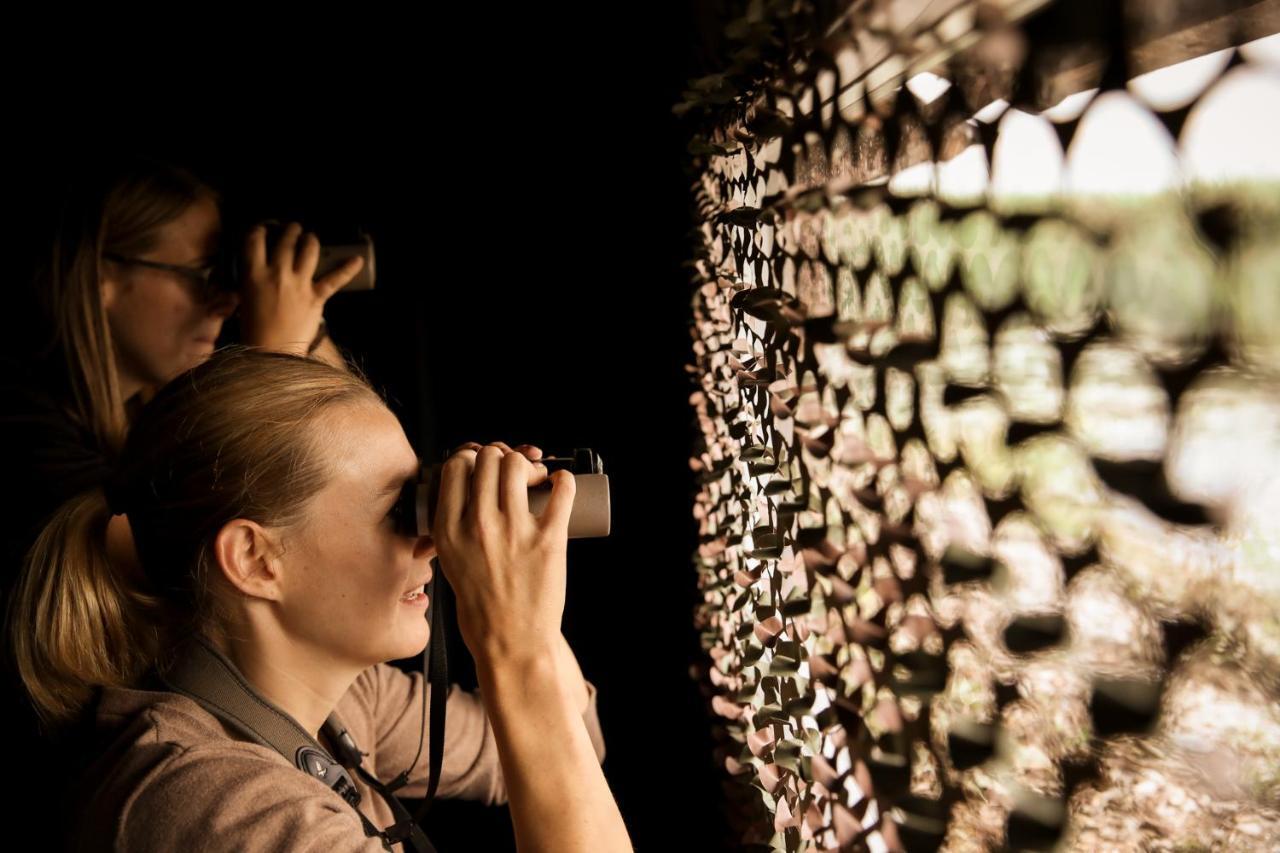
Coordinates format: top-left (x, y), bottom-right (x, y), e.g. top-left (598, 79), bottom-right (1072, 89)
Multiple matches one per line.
top-left (401, 588), bottom-right (429, 608)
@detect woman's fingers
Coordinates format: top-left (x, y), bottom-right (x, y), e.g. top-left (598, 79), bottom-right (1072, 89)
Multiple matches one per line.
top-left (500, 450), bottom-right (535, 516)
top-left (272, 222), bottom-right (304, 270)
top-left (452, 441), bottom-right (542, 462)
top-left (541, 469), bottom-right (577, 536)
top-left (237, 221), bottom-right (357, 353)
top-left (244, 225), bottom-right (268, 275)
top-left (435, 448), bottom-right (477, 539)
top-left (481, 441), bottom-right (548, 489)
top-left (467, 445), bottom-right (505, 530)
top-left (431, 441), bottom-right (569, 663)
top-left (520, 451), bottom-right (549, 487)
top-left (245, 222), bottom-right (359, 296)
top-left (514, 445), bottom-right (548, 487)
top-left (438, 445), bottom-right (541, 540)
top-left (294, 231), bottom-right (321, 277)
top-left (449, 441), bottom-right (548, 505)
top-left (314, 255), bottom-right (364, 300)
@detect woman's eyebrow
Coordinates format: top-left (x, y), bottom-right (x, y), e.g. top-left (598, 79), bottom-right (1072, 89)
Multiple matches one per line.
top-left (376, 464), bottom-right (421, 497)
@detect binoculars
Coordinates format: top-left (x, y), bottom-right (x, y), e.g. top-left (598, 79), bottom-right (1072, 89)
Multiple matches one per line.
top-left (220, 220), bottom-right (377, 293)
top-left (390, 448), bottom-right (611, 540)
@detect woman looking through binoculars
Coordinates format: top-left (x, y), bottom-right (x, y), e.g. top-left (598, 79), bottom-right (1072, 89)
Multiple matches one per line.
top-left (0, 155), bottom-right (368, 836)
top-left (7, 348), bottom-right (630, 850)
top-left (1, 156), bottom-right (630, 849)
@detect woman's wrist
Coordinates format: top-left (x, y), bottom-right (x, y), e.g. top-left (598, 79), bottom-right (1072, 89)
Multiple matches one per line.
top-left (475, 647), bottom-right (633, 852)
top-left (554, 633), bottom-right (591, 715)
top-left (306, 319), bottom-right (328, 355)
top-left (473, 638), bottom-right (560, 681)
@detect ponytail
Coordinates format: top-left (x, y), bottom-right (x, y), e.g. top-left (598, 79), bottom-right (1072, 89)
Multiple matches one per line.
top-left (6, 348), bottom-right (381, 735)
top-left (6, 488), bottom-right (165, 734)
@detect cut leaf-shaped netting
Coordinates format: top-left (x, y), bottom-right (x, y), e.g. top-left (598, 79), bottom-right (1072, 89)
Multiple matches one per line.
top-left (685, 2), bottom-right (1280, 851)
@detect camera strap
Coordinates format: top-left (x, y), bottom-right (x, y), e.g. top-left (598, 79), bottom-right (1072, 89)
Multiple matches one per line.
top-left (153, 591), bottom-right (448, 853)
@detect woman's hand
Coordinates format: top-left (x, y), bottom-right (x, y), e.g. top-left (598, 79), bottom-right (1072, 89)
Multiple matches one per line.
top-left (237, 221), bottom-right (364, 356)
top-left (432, 441), bottom-right (575, 667)
top-left (449, 441), bottom-right (546, 481)
top-left (440, 443), bottom-right (630, 852)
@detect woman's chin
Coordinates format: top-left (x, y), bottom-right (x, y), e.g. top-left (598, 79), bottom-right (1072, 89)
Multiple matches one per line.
top-left (390, 624), bottom-right (431, 664)
top-left (157, 352), bottom-right (211, 384)
top-left (411, 627), bottom-right (431, 659)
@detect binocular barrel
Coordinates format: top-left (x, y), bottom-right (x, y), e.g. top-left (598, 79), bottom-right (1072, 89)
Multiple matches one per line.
top-left (402, 448), bottom-right (611, 540)
top-left (227, 220), bottom-right (377, 292)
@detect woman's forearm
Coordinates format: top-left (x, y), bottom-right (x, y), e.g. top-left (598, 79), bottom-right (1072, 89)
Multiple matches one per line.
top-left (476, 650), bottom-right (632, 853)
top-left (554, 632), bottom-right (590, 715)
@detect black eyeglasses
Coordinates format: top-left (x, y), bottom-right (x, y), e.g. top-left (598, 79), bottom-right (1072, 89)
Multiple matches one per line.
top-left (103, 252), bottom-right (235, 303)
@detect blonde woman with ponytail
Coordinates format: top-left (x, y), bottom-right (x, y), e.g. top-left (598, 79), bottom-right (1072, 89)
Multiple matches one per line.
top-left (0, 155), bottom-right (365, 844)
top-left (7, 347), bottom-right (626, 852)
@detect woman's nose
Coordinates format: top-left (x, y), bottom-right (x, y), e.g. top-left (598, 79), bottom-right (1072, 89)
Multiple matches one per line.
top-left (413, 533), bottom-right (436, 563)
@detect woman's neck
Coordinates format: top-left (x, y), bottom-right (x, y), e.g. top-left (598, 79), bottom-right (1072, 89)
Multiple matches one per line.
top-left (119, 375), bottom-right (157, 426)
top-left (113, 353), bottom-right (161, 417)
top-left (202, 625), bottom-right (363, 742)
top-left (114, 363), bottom-right (146, 410)
top-left (124, 391), bottom-right (146, 425)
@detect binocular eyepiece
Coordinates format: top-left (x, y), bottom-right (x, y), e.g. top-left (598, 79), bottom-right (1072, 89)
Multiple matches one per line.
top-left (390, 448), bottom-right (610, 540)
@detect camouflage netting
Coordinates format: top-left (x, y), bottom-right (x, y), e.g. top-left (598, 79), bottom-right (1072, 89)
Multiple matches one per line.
top-left (681, 1), bottom-right (1280, 850)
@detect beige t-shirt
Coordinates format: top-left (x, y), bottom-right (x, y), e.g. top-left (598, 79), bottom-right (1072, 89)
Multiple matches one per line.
top-left (67, 663), bottom-right (605, 852)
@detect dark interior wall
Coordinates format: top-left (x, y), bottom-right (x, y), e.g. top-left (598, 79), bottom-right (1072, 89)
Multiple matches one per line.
top-left (5, 11), bottom-right (738, 851)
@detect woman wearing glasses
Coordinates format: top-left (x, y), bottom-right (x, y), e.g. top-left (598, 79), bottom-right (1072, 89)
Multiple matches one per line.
top-left (0, 155), bottom-right (365, 839)
top-left (3, 156), bottom-right (366, 583)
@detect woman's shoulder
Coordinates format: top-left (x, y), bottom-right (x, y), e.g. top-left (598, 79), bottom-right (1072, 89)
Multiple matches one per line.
top-left (83, 682), bottom-right (305, 794)
top-left (87, 664), bottom-right (391, 761)
top-left (74, 683), bottom-right (381, 852)
top-left (93, 680), bottom-right (267, 749)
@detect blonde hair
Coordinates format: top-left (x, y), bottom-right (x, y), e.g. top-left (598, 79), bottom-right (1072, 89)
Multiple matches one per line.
top-left (5, 347), bottom-right (383, 732)
top-left (34, 156), bottom-right (220, 456)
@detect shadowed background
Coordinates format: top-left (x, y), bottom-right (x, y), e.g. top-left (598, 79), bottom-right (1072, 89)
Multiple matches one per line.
top-left (4, 8), bottom-right (739, 851)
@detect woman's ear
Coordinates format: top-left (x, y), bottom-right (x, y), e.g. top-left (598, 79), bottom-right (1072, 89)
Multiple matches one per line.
top-left (212, 519), bottom-right (286, 602)
top-left (100, 271), bottom-right (118, 311)
top-left (100, 256), bottom-right (128, 312)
